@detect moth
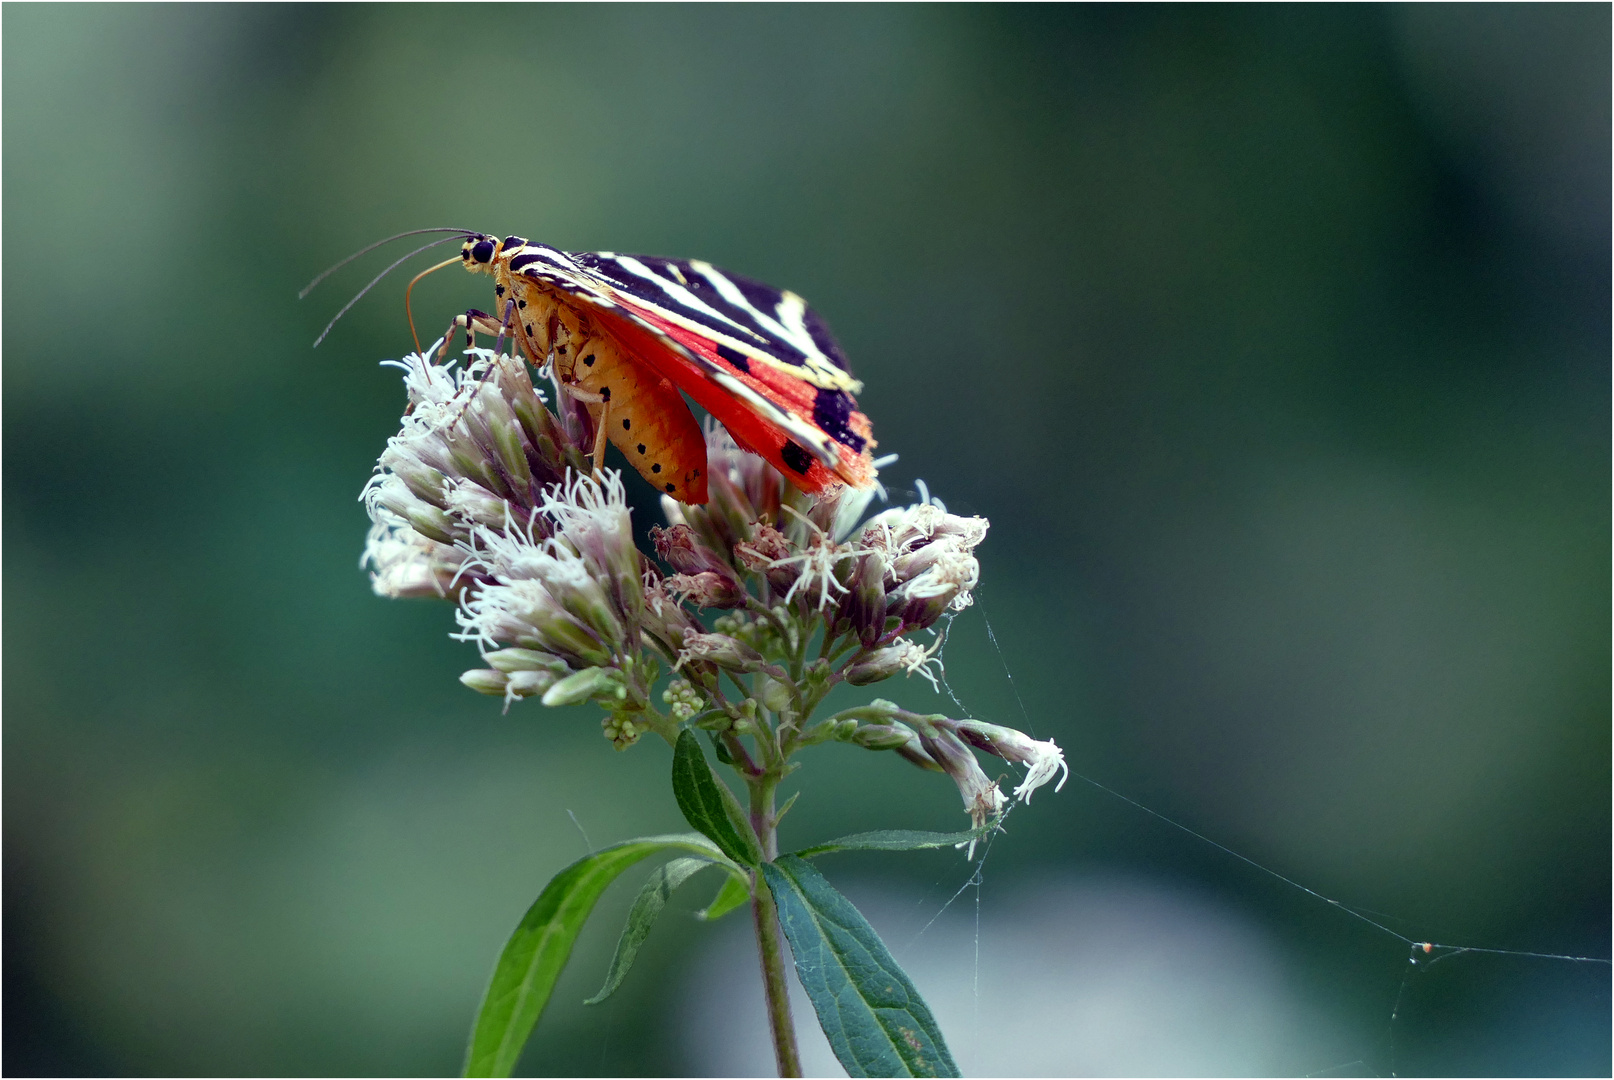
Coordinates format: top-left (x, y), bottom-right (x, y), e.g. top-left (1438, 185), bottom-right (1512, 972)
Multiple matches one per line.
top-left (426, 233), bottom-right (878, 506)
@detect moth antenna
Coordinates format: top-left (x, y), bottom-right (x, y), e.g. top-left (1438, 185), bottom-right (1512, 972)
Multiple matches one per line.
top-left (406, 255), bottom-right (469, 354)
top-left (310, 235), bottom-right (464, 348)
top-left (298, 227), bottom-right (475, 299)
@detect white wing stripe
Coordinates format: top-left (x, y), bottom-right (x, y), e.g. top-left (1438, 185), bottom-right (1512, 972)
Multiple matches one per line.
top-left (688, 261), bottom-right (825, 362)
top-left (609, 256), bottom-right (768, 344)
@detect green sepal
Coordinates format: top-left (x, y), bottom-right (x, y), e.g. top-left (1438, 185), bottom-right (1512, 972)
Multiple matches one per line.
top-left (671, 729), bottom-right (762, 867)
top-left (761, 856), bottom-right (960, 1078)
top-left (707, 730), bottom-right (736, 765)
top-left (462, 833), bottom-right (729, 1077)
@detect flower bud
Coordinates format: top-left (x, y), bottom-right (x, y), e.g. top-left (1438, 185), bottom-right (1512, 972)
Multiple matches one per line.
top-left (918, 725), bottom-right (1007, 832)
top-left (541, 666), bottom-right (628, 707)
top-left (377, 445), bottom-right (449, 507)
top-left (665, 571), bottom-right (746, 610)
top-left (755, 672), bottom-right (793, 714)
top-left (735, 522), bottom-right (800, 596)
top-left (848, 722), bottom-right (918, 751)
top-left (505, 669), bottom-right (561, 698)
top-left (460, 669), bottom-right (509, 696)
top-left (444, 478), bottom-right (510, 529)
top-left (653, 524), bottom-right (724, 576)
top-left (541, 472), bottom-right (644, 627)
top-left (949, 719), bottom-right (1069, 804)
top-left (485, 648), bottom-right (569, 674)
top-left (838, 551), bottom-right (887, 645)
top-left (842, 645), bottom-right (910, 685)
top-left (677, 632), bottom-right (764, 673)
top-left (363, 520), bottom-right (466, 599)
top-left (886, 547), bottom-right (977, 630)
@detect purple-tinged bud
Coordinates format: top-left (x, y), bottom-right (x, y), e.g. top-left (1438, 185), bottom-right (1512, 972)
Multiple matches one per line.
top-left (838, 551), bottom-right (887, 645)
top-left (918, 726), bottom-right (1007, 832)
top-left (886, 545), bottom-right (978, 629)
top-left (653, 524), bottom-right (744, 610)
top-left (641, 578), bottom-right (706, 655)
top-left (949, 719), bottom-right (1069, 804)
top-left (842, 638), bottom-right (938, 686)
top-left (677, 632), bottom-right (764, 674)
top-left (735, 522), bottom-right (800, 596)
top-left (652, 523), bottom-right (739, 582)
top-left (665, 571), bottom-right (746, 610)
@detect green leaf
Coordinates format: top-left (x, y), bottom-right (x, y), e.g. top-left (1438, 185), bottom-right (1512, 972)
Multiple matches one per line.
top-left (790, 824), bottom-right (994, 858)
top-left (761, 856), bottom-right (960, 1078)
top-left (584, 856), bottom-right (713, 1006)
top-left (463, 833), bottom-right (728, 1077)
top-left (671, 729), bottom-right (762, 867)
top-left (697, 871), bottom-right (753, 921)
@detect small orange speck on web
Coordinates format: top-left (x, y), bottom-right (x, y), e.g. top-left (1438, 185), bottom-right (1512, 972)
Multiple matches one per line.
top-left (1421, 942), bottom-right (1434, 954)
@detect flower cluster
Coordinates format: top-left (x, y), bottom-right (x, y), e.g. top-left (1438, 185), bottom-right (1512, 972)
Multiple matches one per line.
top-left (362, 343), bottom-right (1066, 823)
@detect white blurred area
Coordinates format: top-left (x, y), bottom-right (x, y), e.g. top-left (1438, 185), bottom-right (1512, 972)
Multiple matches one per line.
top-left (681, 872), bottom-right (1326, 1077)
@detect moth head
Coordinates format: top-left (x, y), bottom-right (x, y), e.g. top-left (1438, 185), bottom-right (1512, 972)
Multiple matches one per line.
top-left (459, 234), bottom-right (499, 273)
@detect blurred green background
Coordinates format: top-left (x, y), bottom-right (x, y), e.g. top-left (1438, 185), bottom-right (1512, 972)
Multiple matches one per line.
top-left (4, 4), bottom-right (1608, 1076)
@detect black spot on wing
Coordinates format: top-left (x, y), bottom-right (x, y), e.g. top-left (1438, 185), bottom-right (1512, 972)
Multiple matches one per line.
top-left (716, 343), bottom-right (750, 373)
top-left (812, 387), bottom-right (865, 453)
top-left (780, 441), bottom-right (813, 474)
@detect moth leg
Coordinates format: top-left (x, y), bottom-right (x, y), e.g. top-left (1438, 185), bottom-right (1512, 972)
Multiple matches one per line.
top-left (444, 308), bottom-right (500, 360)
top-left (588, 397), bottom-right (611, 474)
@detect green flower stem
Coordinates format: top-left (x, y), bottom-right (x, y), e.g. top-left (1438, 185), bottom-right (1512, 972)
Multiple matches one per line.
top-left (746, 770), bottom-right (802, 1078)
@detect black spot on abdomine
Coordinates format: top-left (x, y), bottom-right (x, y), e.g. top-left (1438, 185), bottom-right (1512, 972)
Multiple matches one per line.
top-left (665, 483), bottom-right (676, 493)
top-left (524, 324), bottom-right (533, 336)
top-left (583, 354), bottom-right (596, 367)
top-left (622, 418), bottom-right (630, 430)
top-left (517, 299), bottom-right (527, 309)
top-left (494, 284), bottom-right (505, 297)
top-left (780, 441), bottom-right (812, 474)
top-left (600, 386), bottom-right (611, 401)
top-left (637, 443), bottom-right (646, 454)
top-left (651, 463), bottom-right (661, 473)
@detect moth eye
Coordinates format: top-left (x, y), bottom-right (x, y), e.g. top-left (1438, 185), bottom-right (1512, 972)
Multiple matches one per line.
top-left (471, 240), bottom-right (495, 263)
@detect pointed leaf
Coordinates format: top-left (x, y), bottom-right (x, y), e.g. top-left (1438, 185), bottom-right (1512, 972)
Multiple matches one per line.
top-left (697, 871), bottom-right (753, 921)
top-left (671, 729), bottom-right (761, 866)
top-left (463, 833), bottom-right (729, 1077)
top-left (791, 824), bottom-right (993, 858)
top-left (584, 856), bottom-right (714, 1005)
top-left (761, 856), bottom-right (960, 1078)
